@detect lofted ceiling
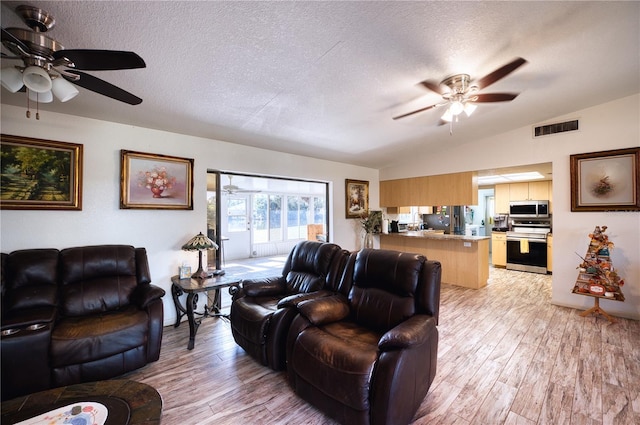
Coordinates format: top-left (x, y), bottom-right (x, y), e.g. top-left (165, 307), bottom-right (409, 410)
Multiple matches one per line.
top-left (1, 1), bottom-right (639, 170)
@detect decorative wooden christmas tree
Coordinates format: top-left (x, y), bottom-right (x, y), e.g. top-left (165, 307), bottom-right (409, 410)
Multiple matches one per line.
top-left (572, 225), bottom-right (625, 322)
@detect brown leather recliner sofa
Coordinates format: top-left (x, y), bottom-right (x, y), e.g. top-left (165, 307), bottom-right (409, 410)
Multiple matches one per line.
top-left (286, 248), bottom-right (442, 425)
top-left (230, 240), bottom-right (349, 370)
top-left (1, 244), bottom-right (166, 401)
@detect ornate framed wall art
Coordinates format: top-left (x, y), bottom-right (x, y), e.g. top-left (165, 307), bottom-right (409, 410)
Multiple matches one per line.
top-left (345, 179), bottom-right (369, 218)
top-left (120, 150), bottom-right (194, 209)
top-left (570, 147), bottom-right (639, 211)
top-left (0, 134), bottom-right (83, 210)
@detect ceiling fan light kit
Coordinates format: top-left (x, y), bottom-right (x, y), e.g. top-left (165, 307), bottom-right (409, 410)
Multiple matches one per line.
top-left (52, 76), bottom-right (79, 102)
top-left (22, 65), bottom-right (52, 92)
top-left (1, 4), bottom-right (146, 118)
top-left (28, 87), bottom-right (52, 103)
top-left (1, 66), bottom-right (24, 92)
top-left (393, 57), bottom-right (528, 134)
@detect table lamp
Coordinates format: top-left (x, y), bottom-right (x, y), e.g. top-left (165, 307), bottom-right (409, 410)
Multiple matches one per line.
top-left (181, 232), bottom-right (219, 279)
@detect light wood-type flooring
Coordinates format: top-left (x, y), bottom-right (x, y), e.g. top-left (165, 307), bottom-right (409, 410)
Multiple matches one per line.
top-left (124, 257), bottom-right (640, 425)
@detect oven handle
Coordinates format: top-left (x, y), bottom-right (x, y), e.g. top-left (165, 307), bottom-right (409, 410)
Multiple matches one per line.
top-left (507, 237), bottom-right (546, 243)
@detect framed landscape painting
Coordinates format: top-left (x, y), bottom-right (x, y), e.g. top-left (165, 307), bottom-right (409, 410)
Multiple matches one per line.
top-left (0, 134), bottom-right (83, 210)
top-left (570, 147), bottom-right (639, 211)
top-left (345, 179), bottom-right (369, 218)
top-left (120, 150), bottom-right (194, 209)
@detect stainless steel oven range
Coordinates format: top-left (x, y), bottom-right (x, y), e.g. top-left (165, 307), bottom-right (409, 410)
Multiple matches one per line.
top-left (506, 219), bottom-right (551, 274)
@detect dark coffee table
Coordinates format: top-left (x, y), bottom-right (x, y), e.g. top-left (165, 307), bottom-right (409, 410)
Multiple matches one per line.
top-left (171, 274), bottom-right (241, 349)
top-left (1, 379), bottom-right (161, 425)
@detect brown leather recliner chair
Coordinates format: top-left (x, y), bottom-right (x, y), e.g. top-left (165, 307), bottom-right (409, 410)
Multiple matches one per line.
top-left (230, 241), bottom-right (349, 370)
top-left (287, 248), bottom-right (442, 425)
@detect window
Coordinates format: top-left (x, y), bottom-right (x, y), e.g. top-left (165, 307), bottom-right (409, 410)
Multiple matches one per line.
top-left (227, 198), bottom-right (247, 232)
top-left (286, 196), bottom-right (310, 239)
top-left (269, 195), bottom-right (282, 241)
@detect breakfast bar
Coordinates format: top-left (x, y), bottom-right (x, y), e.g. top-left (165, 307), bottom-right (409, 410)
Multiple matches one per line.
top-left (380, 231), bottom-right (490, 289)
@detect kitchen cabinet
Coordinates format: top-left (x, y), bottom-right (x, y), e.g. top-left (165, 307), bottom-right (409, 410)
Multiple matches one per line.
top-left (495, 184), bottom-right (510, 214)
top-left (381, 233), bottom-right (489, 289)
top-left (510, 181), bottom-right (550, 200)
top-left (386, 206), bottom-right (411, 214)
top-left (492, 233), bottom-right (507, 267)
top-left (380, 171), bottom-right (477, 207)
top-left (494, 181), bottom-right (553, 213)
top-left (547, 234), bottom-right (553, 273)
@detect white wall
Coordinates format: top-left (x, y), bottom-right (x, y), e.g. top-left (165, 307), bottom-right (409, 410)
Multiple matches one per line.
top-left (380, 94), bottom-right (640, 319)
top-left (0, 105), bottom-right (378, 326)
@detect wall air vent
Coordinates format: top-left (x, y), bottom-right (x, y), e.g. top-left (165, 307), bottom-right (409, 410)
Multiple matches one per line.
top-left (533, 119), bottom-right (579, 137)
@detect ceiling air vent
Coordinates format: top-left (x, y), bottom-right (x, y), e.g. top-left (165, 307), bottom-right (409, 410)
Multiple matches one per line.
top-left (533, 119), bottom-right (579, 137)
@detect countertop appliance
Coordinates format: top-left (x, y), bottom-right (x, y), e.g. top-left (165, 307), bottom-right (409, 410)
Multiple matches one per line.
top-left (506, 218), bottom-right (551, 274)
top-left (509, 200), bottom-right (549, 219)
top-left (492, 214), bottom-right (509, 231)
top-left (389, 221), bottom-right (408, 233)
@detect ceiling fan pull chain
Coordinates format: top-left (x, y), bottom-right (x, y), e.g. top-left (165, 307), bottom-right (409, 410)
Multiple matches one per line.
top-left (26, 89), bottom-right (31, 118)
top-left (36, 93), bottom-right (40, 120)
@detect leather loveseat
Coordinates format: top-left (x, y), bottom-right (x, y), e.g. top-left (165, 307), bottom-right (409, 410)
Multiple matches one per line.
top-left (286, 248), bottom-right (442, 425)
top-left (1, 244), bottom-right (165, 401)
top-left (230, 240), bottom-right (349, 370)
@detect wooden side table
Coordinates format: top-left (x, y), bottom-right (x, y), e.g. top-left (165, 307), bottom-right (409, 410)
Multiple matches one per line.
top-left (171, 275), bottom-right (241, 349)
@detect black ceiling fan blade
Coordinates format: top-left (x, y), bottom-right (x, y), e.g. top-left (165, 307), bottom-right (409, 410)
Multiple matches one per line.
top-left (64, 70), bottom-right (142, 105)
top-left (1, 27), bottom-right (31, 53)
top-left (53, 49), bottom-right (146, 70)
top-left (392, 104), bottom-right (438, 120)
top-left (418, 80), bottom-right (444, 95)
top-left (474, 57), bottom-right (527, 90)
top-left (472, 93), bottom-right (519, 102)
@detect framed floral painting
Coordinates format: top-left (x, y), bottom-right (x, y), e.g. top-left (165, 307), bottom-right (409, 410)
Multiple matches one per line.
top-left (120, 150), bottom-right (193, 209)
top-left (570, 147), bottom-right (639, 211)
top-left (0, 134), bottom-right (83, 210)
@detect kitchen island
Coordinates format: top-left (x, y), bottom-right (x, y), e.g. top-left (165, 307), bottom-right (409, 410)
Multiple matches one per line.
top-left (380, 231), bottom-right (490, 289)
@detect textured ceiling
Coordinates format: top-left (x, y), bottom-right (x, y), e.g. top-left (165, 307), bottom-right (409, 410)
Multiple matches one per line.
top-left (1, 1), bottom-right (639, 169)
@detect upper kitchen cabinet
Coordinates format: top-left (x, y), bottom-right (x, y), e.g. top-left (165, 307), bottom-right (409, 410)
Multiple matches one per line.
top-left (509, 181), bottom-right (550, 200)
top-left (495, 184), bottom-right (511, 214)
top-left (495, 181), bottom-right (553, 213)
top-left (380, 171), bottom-right (478, 207)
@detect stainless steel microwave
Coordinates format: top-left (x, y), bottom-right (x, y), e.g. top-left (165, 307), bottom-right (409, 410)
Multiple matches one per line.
top-left (509, 200), bottom-right (550, 218)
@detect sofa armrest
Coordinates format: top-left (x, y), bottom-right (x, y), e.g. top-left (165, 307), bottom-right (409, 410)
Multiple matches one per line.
top-left (277, 289), bottom-right (334, 309)
top-left (132, 284), bottom-right (166, 309)
top-left (378, 315), bottom-right (436, 351)
top-left (297, 294), bottom-right (350, 326)
top-left (242, 276), bottom-right (286, 297)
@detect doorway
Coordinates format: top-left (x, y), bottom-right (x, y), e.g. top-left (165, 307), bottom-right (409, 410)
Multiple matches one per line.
top-left (207, 171), bottom-right (329, 263)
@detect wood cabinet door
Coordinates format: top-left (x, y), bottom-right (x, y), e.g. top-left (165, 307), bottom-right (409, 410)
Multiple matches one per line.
top-left (495, 184), bottom-right (510, 214)
top-left (509, 183), bottom-right (529, 200)
top-left (492, 233), bottom-right (507, 266)
top-left (528, 181), bottom-right (550, 200)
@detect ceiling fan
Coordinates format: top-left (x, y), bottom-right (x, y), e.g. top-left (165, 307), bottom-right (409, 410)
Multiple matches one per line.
top-left (222, 176), bottom-right (261, 195)
top-left (1, 4), bottom-right (145, 118)
top-left (393, 57), bottom-right (528, 132)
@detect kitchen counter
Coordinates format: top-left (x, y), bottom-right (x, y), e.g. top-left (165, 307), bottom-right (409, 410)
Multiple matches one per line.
top-left (389, 230), bottom-right (490, 242)
top-left (380, 232), bottom-right (489, 289)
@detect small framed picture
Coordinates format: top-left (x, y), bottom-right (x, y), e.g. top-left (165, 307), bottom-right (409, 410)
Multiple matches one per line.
top-left (179, 266), bottom-right (191, 279)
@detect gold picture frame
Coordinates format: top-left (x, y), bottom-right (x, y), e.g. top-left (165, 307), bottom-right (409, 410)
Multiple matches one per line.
top-left (120, 150), bottom-right (194, 210)
top-left (0, 134), bottom-right (83, 210)
top-left (570, 147), bottom-right (639, 211)
top-left (345, 179), bottom-right (369, 218)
